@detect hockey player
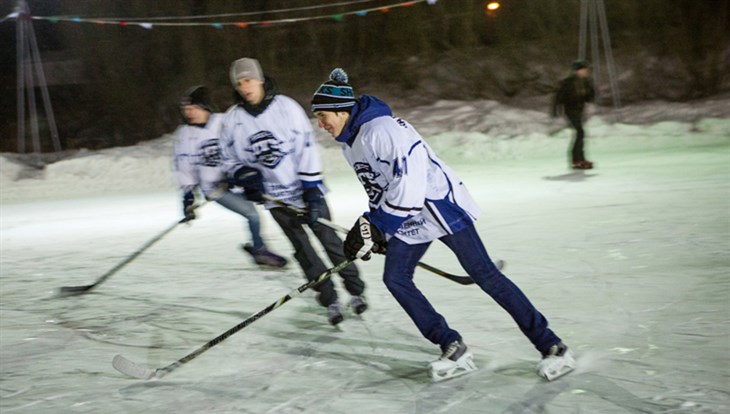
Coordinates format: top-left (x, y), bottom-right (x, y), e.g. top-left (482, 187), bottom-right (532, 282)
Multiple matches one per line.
top-left (552, 60), bottom-right (596, 170)
top-left (311, 68), bottom-right (575, 381)
top-left (173, 85), bottom-right (286, 268)
top-left (220, 58), bottom-right (367, 325)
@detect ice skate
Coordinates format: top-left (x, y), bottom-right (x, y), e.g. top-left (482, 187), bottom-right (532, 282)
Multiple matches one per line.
top-left (327, 302), bottom-right (344, 326)
top-left (242, 244), bottom-right (288, 268)
top-left (428, 340), bottom-right (477, 382)
top-left (537, 342), bottom-right (576, 381)
top-left (571, 160), bottom-right (593, 170)
top-left (348, 295), bottom-right (368, 315)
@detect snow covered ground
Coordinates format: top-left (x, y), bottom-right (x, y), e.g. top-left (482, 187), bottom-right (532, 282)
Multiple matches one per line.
top-left (1, 98), bottom-right (729, 413)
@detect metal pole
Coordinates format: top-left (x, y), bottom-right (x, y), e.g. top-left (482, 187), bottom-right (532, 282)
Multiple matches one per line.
top-left (22, 19), bottom-right (41, 154)
top-left (597, 0), bottom-right (621, 112)
top-left (15, 0), bottom-right (62, 154)
top-left (26, 6), bottom-right (61, 152)
top-left (589, 0), bottom-right (601, 109)
top-left (16, 1), bottom-right (26, 153)
top-left (578, 0), bottom-right (588, 61)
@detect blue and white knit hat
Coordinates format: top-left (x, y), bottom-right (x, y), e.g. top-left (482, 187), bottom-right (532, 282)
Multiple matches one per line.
top-left (311, 68), bottom-right (356, 112)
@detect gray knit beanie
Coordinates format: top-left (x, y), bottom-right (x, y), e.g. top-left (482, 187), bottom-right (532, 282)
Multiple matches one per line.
top-left (230, 57), bottom-right (264, 86)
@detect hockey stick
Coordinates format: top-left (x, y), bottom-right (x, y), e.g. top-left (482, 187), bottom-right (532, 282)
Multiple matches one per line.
top-left (262, 194), bottom-right (483, 286)
top-left (56, 203), bottom-right (207, 297)
top-left (112, 259), bottom-right (354, 380)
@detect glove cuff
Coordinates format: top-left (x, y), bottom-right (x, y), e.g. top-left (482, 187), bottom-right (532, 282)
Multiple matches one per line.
top-left (369, 220), bottom-right (384, 244)
top-left (302, 187), bottom-right (323, 203)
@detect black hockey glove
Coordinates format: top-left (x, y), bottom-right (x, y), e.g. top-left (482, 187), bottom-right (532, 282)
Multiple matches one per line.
top-left (182, 191), bottom-right (196, 222)
top-left (344, 215), bottom-right (386, 261)
top-left (233, 166), bottom-right (264, 202)
top-left (302, 187), bottom-right (324, 225)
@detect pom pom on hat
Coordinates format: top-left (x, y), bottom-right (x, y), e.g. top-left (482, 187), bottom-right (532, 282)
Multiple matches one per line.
top-left (311, 68), bottom-right (356, 113)
top-left (329, 68), bottom-right (349, 83)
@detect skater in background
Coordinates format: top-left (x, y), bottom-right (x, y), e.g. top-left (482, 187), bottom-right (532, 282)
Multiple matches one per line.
top-left (311, 68), bottom-right (575, 382)
top-left (220, 58), bottom-right (367, 325)
top-left (173, 85), bottom-right (287, 268)
top-left (552, 60), bottom-right (595, 170)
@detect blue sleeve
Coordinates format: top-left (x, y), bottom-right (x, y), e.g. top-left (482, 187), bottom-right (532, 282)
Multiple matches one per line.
top-left (366, 207), bottom-right (408, 237)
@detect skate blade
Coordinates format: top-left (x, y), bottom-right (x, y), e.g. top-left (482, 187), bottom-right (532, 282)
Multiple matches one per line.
top-left (349, 303), bottom-right (368, 315)
top-left (537, 351), bottom-right (576, 381)
top-left (255, 261), bottom-right (288, 270)
top-left (431, 366), bottom-right (477, 382)
top-left (241, 244), bottom-right (288, 269)
top-left (539, 364), bottom-right (575, 381)
top-left (429, 353), bottom-right (477, 382)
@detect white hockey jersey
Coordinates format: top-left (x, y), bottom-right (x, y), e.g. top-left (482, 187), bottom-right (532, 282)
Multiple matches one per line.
top-left (220, 95), bottom-right (324, 209)
top-left (340, 96), bottom-right (481, 244)
top-left (172, 113), bottom-right (226, 197)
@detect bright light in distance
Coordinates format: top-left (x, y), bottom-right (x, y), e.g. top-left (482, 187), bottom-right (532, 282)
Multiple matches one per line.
top-left (486, 2), bottom-right (500, 11)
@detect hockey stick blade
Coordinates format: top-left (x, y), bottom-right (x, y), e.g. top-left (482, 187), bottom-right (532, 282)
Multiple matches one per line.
top-left (53, 210), bottom-right (204, 297)
top-left (113, 260), bottom-right (353, 380)
top-left (112, 354), bottom-right (158, 380)
top-left (55, 284), bottom-right (95, 297)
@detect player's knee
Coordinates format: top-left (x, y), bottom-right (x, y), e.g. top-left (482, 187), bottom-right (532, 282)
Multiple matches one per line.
top-left (383, 271), bottom-right (412, 292)
top-left (471, 265), bottom-right (504, 290)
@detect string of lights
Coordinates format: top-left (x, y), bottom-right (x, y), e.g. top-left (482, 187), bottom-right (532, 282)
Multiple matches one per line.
top-left (3, 0), bottom-right (441, 29)
top-left (51, 0), bottom-right (377, 21)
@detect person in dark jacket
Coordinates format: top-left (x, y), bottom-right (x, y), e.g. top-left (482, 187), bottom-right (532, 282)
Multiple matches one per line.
top-left (552, 60), bottom-right (595, 169)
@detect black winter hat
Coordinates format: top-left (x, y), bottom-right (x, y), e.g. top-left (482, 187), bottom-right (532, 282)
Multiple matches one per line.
top-left (571, 60), bottom-right (590, 71)
top-left (180, 85), bottom-right (215, 113)
top-left (311, 68), bottom-right (356, 113)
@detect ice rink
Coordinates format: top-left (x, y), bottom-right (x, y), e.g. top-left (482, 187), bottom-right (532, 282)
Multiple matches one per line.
top-left (1, 100), bottom-right (729, 413)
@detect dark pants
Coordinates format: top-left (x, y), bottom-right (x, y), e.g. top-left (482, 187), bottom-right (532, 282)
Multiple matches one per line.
top-left (566, 111), bottom-right (586, 163)
top-left (269, 202), bottom-right (364, 307)
top-left (383, 222), bottom-right (560, 354)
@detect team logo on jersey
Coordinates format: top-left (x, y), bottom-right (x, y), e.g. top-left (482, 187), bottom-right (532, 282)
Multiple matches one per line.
top-left (199, 139), bottom-right (222, 167)
top-left (354, 162), bottom-right (384, 204)
top-left (249, 130), bottom-right (286, 168)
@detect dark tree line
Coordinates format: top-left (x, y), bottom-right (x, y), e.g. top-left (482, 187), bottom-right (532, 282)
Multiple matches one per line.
top-left (0, 0), bottom-right (727, 153)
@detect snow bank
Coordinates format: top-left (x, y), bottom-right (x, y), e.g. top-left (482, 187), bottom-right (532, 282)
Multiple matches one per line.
top-left (1, 99), bottom-right (728, 204)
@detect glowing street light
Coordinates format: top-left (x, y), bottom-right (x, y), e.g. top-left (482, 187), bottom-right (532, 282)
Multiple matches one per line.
top-left (486, 1), bottom-right (500, 11)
